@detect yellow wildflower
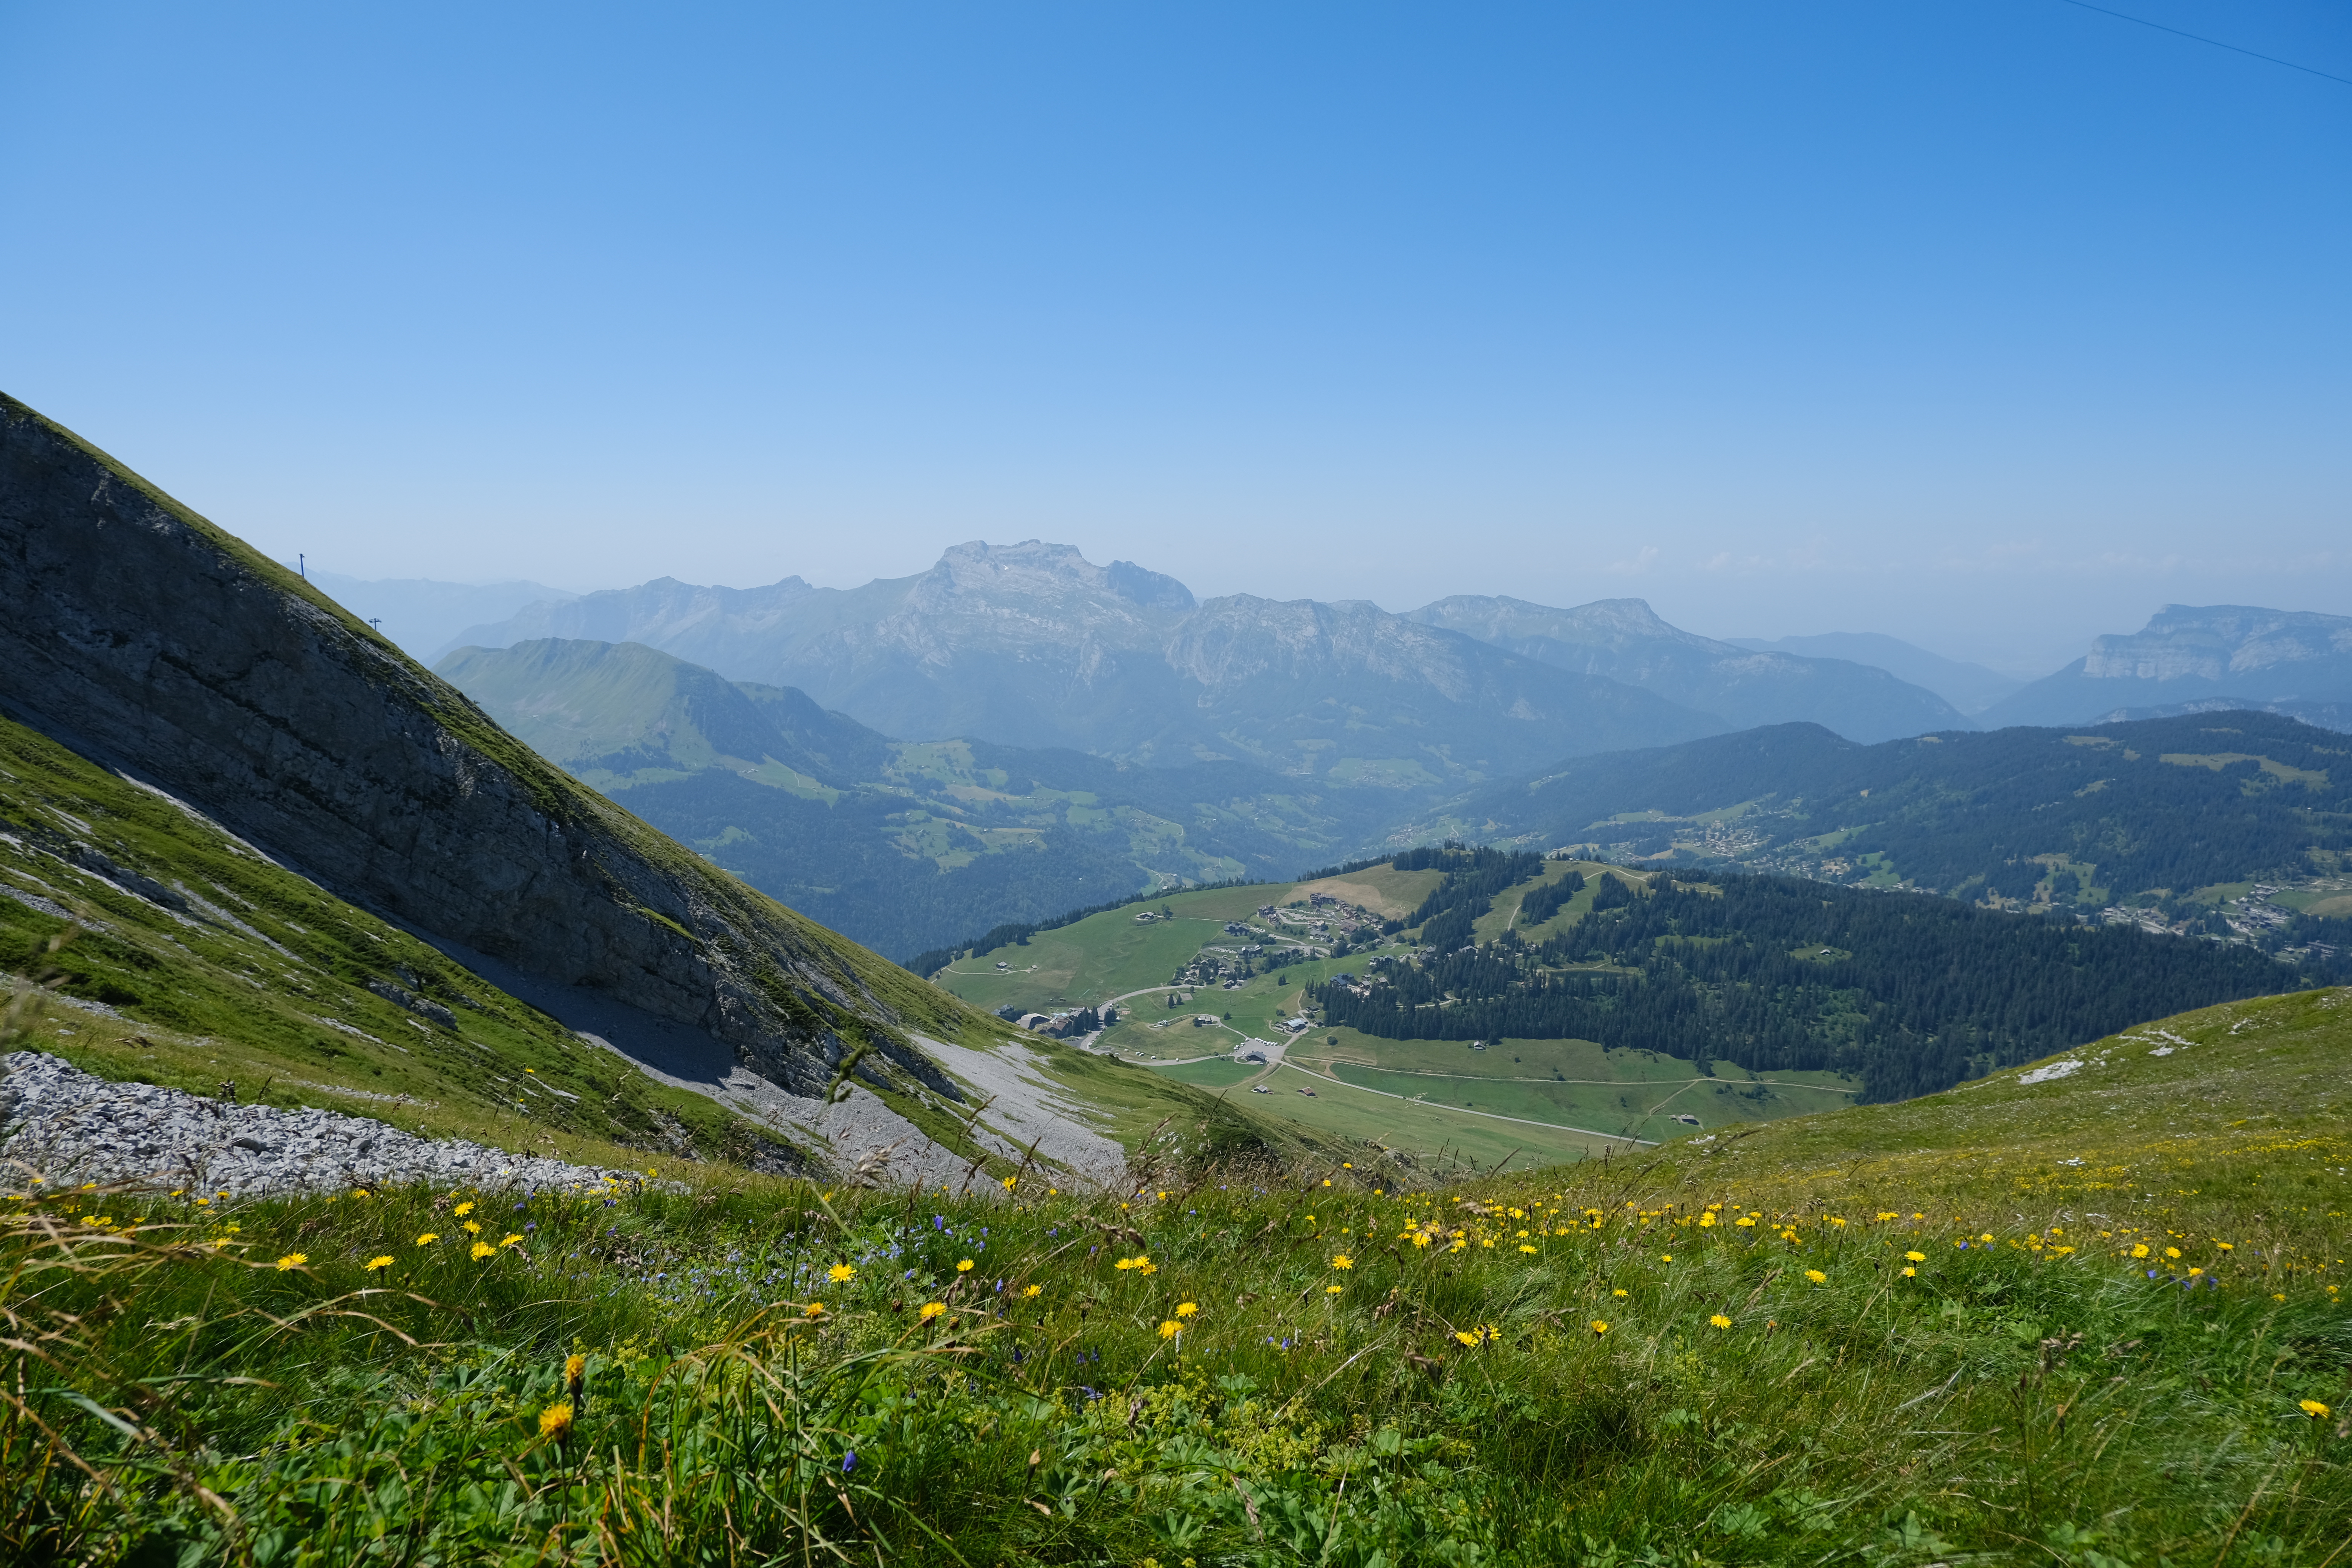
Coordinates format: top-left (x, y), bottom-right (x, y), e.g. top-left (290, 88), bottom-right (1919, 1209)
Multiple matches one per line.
top-left (1332, 1254), bottom-right (1354, 1270)
top-left (275, 1253), bottom-right (308, 1271)
top-left (1805, 1269), bottom-right (1827, 1285)
top-left (1590, 1320), bottom-right (1609, 1335)
top-left (1519, 1245), bottom-right (1539, 1254)
top-left (1902, 1266), bottom-right (1917, 1278)
top-left (2301, 1399), bottom-right (2331, 1419)
top-left (565, 1353), bottom-right (586, 1385)
top-left (1904, 1250), bottom-right (1926, 1263)
top-left (1709, 1314), bottom-right (1732, 1329)
top-left (464, 1220), bottom-right (482, 1235)
top-left (1159, 1320), bottom-right (1181, 1339)
top-left (539, 1402), bottom-right (574, 1441)
top-left (2165, 1246), bottom-right (2182, 1260)
top-left (1455, 1330), bottom-right (1481, 1348)
top-left (500, 1233), bottom-right (524, 1248)
top-left (416, 1232), bottom-right (439, 1246)
top-left (1326, 1285), bottom-right (1343, 1295)
top-left (1002, 1175), bottom-right (1017, 1191)
top-left (829, 1263), bottom-right (856, 1283)
top-left (471, 1240), bottom-right (496, 1260)
top-left (454, 1202), bottom-right (475, 1217)
top-left (805, 1302), bottom-right (826, 1315)
top-left (2131, 1244), bottom-right (2150, 1259)
top-left (920, 1302), bottom-right (946, 1320)
top-left (365, 1255), bottom-right (393, 1272)
top-left (1022, 1284), bottom-right (1042, 1298)
top-left (1175, 1302), bottom-right (1198, 1318)
top-left (956, 1259), bottom-right (975, 1273)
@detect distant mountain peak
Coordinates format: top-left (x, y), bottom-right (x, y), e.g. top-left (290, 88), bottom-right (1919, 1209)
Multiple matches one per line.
top-left (916, 540), bottom-right (1195, 617)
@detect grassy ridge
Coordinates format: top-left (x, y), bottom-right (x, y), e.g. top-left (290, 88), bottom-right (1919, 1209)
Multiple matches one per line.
top-left (8, 986), bottom-right (2346, 1563)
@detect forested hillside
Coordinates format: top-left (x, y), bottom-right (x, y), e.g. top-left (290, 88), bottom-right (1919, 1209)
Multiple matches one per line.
top-left (1449, 712), bottom-right (2352, 956)
top-left (1313, 849), bottom-right (2336, 1101)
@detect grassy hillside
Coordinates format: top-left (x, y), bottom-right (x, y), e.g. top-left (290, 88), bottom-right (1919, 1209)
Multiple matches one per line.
top-left (0, 710), bottom-right (787, 1172)
top-left (1321, 850), bottom-right (2337, 1102)
top-left (9, 986), bottom-right (2344, 1562)
top-left (1445, 712), bottom-right (2352, 962)
top-left (930, 873), bottom-right (1848, 1170)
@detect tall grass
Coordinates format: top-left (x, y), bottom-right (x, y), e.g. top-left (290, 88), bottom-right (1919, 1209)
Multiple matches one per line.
top-left (3, 1145), bottom-right (2345, 1566)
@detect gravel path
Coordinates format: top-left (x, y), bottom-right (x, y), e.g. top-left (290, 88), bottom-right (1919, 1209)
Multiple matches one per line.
top-left (1, 1051), bottom-right (645, 1197)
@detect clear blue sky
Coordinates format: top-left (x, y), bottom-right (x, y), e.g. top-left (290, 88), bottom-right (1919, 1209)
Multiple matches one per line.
top-left (3, 1), bottom-right (2346, 674)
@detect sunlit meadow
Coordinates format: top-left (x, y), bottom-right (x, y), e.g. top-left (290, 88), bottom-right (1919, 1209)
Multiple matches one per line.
top-left (4, 986), bottom-right (2348, 1565)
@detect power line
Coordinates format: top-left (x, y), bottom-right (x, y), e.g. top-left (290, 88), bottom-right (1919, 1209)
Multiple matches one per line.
top-left (2050, 0), bottom-right (2352, 89)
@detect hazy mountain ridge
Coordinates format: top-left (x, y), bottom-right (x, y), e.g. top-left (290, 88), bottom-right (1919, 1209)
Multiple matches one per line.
top-left (437, 637), bottom-right (1386, 958)
top-left (1724, 631), bottom-right (2023, 715)
top-left (1982, 605), bottom-right (2352, 730)
top-left (447, 542), bottom-right (1733, 787)
top-left (1407, 594), bottom-right (1970, 743)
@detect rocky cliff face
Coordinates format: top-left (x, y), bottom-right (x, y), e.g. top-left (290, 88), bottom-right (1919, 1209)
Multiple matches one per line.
top-left (1984, 605), bottom-right (2352, 730)
top-left (0, 392), bottom-right (972, 1100)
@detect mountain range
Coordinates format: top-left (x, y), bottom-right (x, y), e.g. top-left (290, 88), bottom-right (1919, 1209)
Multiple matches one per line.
top-left (436, 544), bottom-right (1995, 788)
top-left (1978, 605), bottom-right (2352, 730)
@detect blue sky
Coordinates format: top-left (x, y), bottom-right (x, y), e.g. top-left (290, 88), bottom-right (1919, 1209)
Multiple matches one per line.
top-left (3, 1), bottom-right (2346, 674)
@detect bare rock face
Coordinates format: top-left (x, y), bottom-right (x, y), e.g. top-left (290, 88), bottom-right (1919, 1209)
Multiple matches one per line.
top-left (0, 392), bottom-right (961, 1101)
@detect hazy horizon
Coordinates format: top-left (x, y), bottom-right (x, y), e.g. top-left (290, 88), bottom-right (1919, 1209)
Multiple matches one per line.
top-left (7, 2), bottom-right (2346, 678)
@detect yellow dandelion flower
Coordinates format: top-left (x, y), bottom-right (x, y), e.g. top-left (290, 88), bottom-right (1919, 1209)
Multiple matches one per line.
top-left (1326, 1285), bottom-right (1343, 1294)
top-left (1904, 1250), bottom-right (1926, 1263)
top-left (463, 1220), bottom-right (482, 1235)
top-left (1590, 1320), bottom-right (1609, 1335)
top-left (1114, 1257), bottom-right (1136, 1271)
top-left (1002, 1175), bottom-right (1017, 1191)
top-left (956, 1259), bottom-right (975, 1273)
top-left (1409, 1233), bottom-right (1432, 1248)
top-left (1661, 1254), bottom-right (1672, 1263)
top-left (1519, 1244), bottom-right (1539, 1254)
top-left (2131, 1244), bottom-right (2150, 1259)
top-left (2301, 1399), bottom-right (2331, 1419)
top-left (1805, 1269), bottom-right (1827, 1284)
top-left (470, 1240), bottom-right (496, 1260)
top-left (565, 1353), bottom-right (586, 1384)
top-left (1332, 1254), bottom-right (1354, 1269)
top-left (1137, 1261), bottom-right (1157, 1275)
top-left (416, 1231), bottom-right (443, 1247)
top-left (454, 1202), bottom-right (475, 1217)
top-left (1175, 1301), bottom-right (1198, 1318)
top-left (1454, 1330), bottom-right (1482, 1348)
top-left (365, 1255), bottom-right (393, 1272)
top-left (1022, 1283), bottom-right (1042, 1298)
top-left (275, 1252), bottom-right (308, 1271)
top-left (919, 1302), bottom-right (946, 1320)
top-left (805, 1302), bottom-right (826, 1315)
top-left (1902, 1266), bottom-right (1917, 1277)
top-left (829, 1263), bottom-right (856, 1283)
top-left (1159, 1320), bottom-right (1181, 1339)
top-left (2164, 1246), bottom-right (2182, 1260)
top-left (1709, 1314), bottom-right (1732, 1329)
top-left (1612, 1288), bottom-right (1628, 1297)
top-left (498, 1233), bottom-right (523, 1249)
top-left (539, 1402), bottom-right (574, 1441)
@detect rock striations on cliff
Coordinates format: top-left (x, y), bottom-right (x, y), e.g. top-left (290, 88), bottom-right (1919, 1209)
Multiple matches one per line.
top-left (0, 391), bottom-right (988, 1107)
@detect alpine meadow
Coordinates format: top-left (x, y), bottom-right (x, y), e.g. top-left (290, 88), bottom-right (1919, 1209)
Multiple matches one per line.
top-left (6, 4), bottom-right (2352, 1563)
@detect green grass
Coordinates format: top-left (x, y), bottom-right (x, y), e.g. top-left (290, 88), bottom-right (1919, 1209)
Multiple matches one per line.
top-left (8, 985), bottom-right (2348, 1563)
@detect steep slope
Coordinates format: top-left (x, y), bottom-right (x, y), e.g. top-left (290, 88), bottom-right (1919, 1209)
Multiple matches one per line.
top-left (1983, 604), bottom-right (2352, 729)
top-left (436, 638), bottom-right (1391, 958)
top-left (312, 572), bottom-right (578, 662)
top-left (1442, 712), bottom-right (2352, 954)
top-left (0, 391), bottom-right (992, 1112)
top-left (447, 542), bottom-right (1730, 791)
top-left (1408, 595), bottom-right (1970, 742)
top-left (1723, 630), bottom-right (2023, 714)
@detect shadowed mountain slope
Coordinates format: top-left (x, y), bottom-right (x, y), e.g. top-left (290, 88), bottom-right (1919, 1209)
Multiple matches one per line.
top-left (0, 392), bottom-right (996, 1104)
